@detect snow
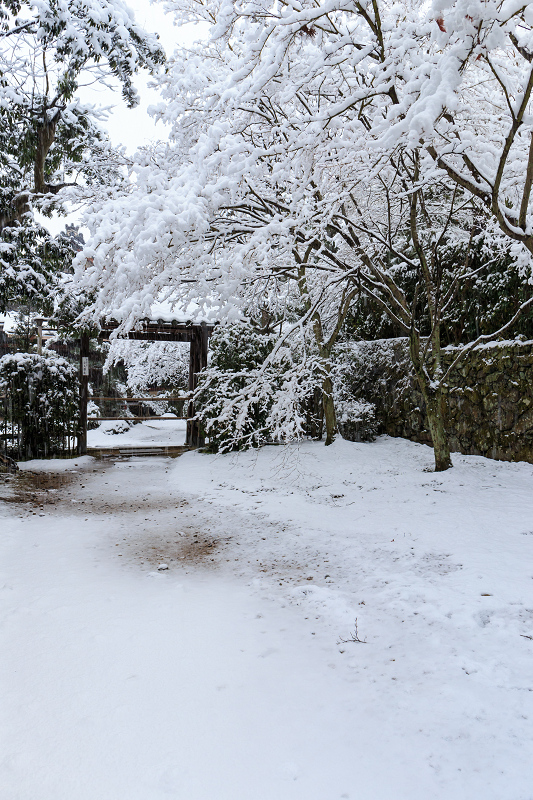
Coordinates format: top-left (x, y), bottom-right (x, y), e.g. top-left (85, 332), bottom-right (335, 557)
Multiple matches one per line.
top-left (148, 299), bottom-right (214, 323)
top-left (87, 418), bottom-right (187, 449)
top-left (0, 312), bottom-right (18, 333)
top-left (1, 436), bottom-right (533, 798)
top-left (18, 455), bottom-right (96, 472)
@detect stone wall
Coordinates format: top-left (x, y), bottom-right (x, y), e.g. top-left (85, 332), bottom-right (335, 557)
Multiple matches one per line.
top-left (343, 338), bottom-right (533, 463)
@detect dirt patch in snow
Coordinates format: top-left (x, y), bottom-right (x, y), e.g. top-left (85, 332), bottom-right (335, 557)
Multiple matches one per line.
top-left (119, 528), bottom-right (228, 569)
top-left (58, 494), bottom-right (191, 516)
top-left (1, 461), bottom-right (191, 517)
top-left (0, 470), bottom-right (78, 507)
top-left (1, 458), bottom-right (318, 584)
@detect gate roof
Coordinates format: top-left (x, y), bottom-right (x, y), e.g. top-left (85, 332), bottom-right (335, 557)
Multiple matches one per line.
top-left (97, 318), bottom-right (216, 343)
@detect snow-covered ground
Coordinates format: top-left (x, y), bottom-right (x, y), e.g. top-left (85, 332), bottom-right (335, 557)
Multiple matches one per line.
top-left (1, 436), bottom-right (533, 799)
top-left (87, 417), bottom-right (187, 449)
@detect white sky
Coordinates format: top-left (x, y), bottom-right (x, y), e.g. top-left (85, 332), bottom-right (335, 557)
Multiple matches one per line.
top-left (81, 0), bottom-right (205, 154)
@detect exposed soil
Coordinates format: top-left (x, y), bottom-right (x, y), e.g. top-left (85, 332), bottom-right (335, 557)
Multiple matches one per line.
top-left (1, 459), bottom-right (232, 570)
top-left (0, 470), bottom-right (78, 507)
top-left (117, 527), bottom-right (229, 568)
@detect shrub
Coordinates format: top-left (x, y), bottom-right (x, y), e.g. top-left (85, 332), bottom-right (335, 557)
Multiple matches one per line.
top-left (0, 351), bottom-right (78, 459)
top-left (332, 345), bottom-right (378, 442)
top-left (195, 323), bottom-right (320, 452)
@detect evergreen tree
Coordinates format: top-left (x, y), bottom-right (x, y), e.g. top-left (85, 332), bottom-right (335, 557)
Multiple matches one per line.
top-left (0, 0), bottom-right (165, 309)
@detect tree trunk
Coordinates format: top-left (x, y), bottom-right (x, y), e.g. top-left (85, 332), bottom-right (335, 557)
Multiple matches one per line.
top-left (0, 193), bottom-right (30, 233)
top-left (294, 260), bottom-right (356, 448)
top-left (409, 328), bottom-right (453, 472)
top-left (313, 386), bottom-right (324, 440)
top-left (424, 391), bottom-right (452, 471)
top-left (322, 372), bottom-right (336, 446)
top-left (0, 111), bottom-right (62, 234)
top-left (34, 115), bottom-right (59, 195)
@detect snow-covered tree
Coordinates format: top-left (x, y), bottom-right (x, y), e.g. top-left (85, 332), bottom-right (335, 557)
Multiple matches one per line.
top-left (0, 221), bottom-right (80, 314)
top-left (195, 321), bottom-right (323, 452)
top-left (74, 0), bottom-right (533, 469)
top-left (0, 349), bottom-right (78, 458)
top-left (103, 338), bottom-right (189, 397)
top-left (0, 0), bottom-right (165, 309)
top-left (382, 0), bottom-right (533, 267)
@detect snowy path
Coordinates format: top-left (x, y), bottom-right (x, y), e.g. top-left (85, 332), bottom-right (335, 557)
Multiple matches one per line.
top-left (0, 458), bottom-right (389, 800)
top-left (1, 438), bottom-right (533, 799)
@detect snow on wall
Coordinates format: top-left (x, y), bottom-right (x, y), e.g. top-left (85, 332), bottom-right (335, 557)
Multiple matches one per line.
top-left (342, 338), bottom-right (533, 463)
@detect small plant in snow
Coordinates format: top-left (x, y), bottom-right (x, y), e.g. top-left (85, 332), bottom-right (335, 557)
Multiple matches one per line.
top-left (87, 400), bottom-right (101, 430)
top-left (337, 619), bottom-right (367, 645)
top-left (99, 420), bottom-right (132, 435)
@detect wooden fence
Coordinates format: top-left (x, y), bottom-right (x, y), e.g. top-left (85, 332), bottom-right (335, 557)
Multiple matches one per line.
top-left (0, 388), bottom-right (78, 461)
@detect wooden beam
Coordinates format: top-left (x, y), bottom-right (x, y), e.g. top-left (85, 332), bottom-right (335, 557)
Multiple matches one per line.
top-left (186, 321), bottom-right (211, 447)
top-left (78, 333), bottom-right (89, 456)
top-left (97, 319), bottom-right (216, 343)
top-left (89, 396), bottom-right (191, 402)
top-left (98, 331), bottom-right (195, 342)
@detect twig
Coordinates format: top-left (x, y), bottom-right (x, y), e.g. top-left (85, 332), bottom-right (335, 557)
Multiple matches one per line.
top-left (337, 618), bottom-right (367, 644)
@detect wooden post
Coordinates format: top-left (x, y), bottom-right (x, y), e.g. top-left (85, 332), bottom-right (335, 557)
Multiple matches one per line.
top-left (197, 322), bottom-right (209, 447)
top-left (186, 322), bottom-right (210, 447)
top-left (78, 333), bottom-right (89, 455)
top-left (186, 329), bottom-right (199, 447)
top-left (35, 317), bottom-right (43, 355)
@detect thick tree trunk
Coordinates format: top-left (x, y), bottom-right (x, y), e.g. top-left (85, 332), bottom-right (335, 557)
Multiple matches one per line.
top-left (424, 391), bottom-right (452, 472)
top-left (34, 115), bottom-right (59, 195)
top-left (0, 193), bottom-right (30, 233)
top-left (0, 113), bottom-right (61, 234)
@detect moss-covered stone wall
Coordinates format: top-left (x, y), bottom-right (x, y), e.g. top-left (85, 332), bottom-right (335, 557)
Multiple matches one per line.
top-left (344, 338), bottom-right (533, 463)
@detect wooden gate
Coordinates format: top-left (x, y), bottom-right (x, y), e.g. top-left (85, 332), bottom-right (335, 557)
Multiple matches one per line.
top-left (89, 319), bottom-right (215, 453)
top-left (0, 318), bottom-right (215, 460)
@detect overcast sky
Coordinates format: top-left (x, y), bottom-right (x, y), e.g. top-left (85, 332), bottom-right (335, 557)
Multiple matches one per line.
top-left (85, 0), bottom-right (205, 153)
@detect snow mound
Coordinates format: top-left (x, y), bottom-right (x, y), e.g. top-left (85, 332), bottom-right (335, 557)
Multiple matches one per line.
top-left (18, 455), bottom-right (95, 472)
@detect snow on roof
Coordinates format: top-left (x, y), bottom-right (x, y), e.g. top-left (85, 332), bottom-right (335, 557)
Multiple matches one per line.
top-left (144, 300), bottom-right (215, 325)
top-left (100, 299), bottom-right (222, 329)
